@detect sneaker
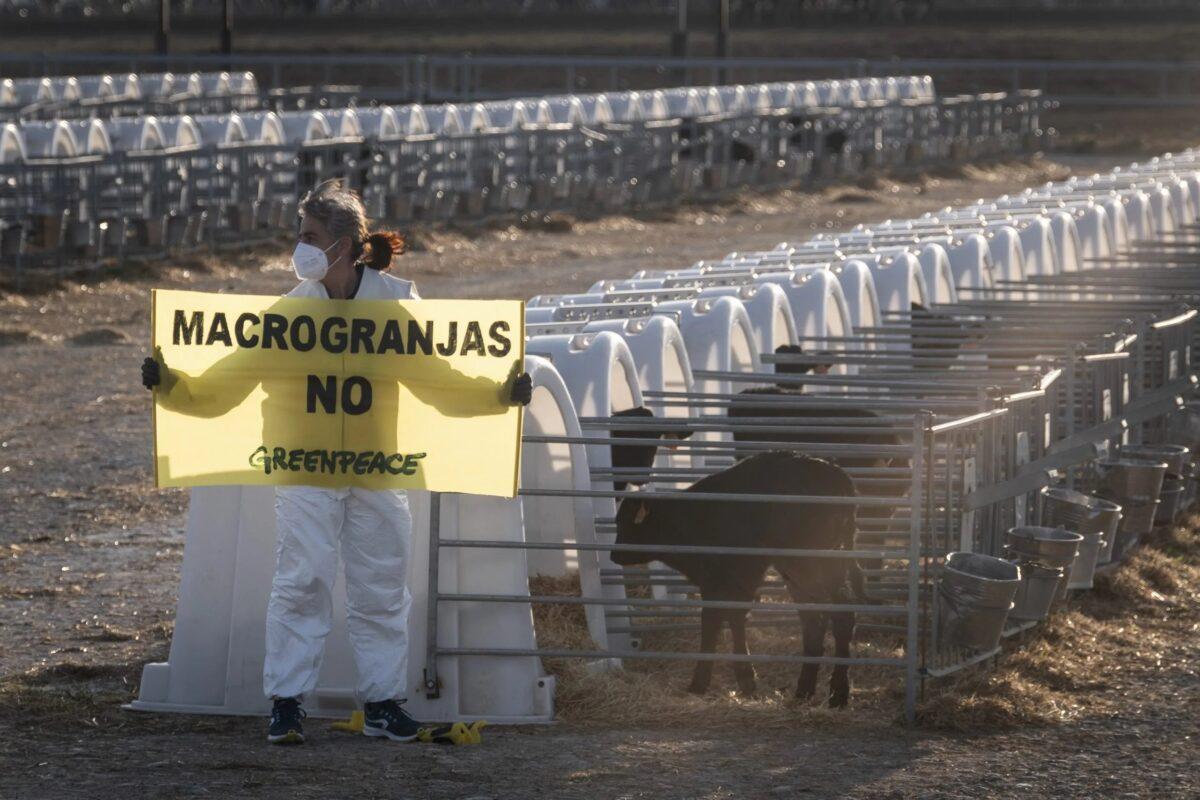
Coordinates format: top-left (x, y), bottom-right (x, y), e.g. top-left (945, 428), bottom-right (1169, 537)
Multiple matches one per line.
top-left (362, 699), bottom-right (420, 742)
top-left (267, 697), bottom-right (306, 744)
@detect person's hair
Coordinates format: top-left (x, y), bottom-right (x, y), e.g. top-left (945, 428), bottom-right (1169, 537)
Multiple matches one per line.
top-left (298, 179), bottom-right (406, 271)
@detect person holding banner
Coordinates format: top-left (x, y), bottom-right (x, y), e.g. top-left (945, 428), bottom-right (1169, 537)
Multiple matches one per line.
top-left (142, 180), bottom-right (533, 745)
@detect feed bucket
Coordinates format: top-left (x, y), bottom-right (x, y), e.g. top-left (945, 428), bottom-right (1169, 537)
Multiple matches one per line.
top-left (1095, 510), bottom-right (1123, 565)
top-left (1113, 499), bottom-right (1160, 558)
top-left (1042, 486), bottom-right (1121, 534)
top-left (1096, 458), bottom-right (1168, 504)
top-left (1118, 444), bottom-right (1191, 477)
top-left (1004, 526), bottom-right (1083, 570)
top-left (937, 552), bottom-right (1021, 652)
top-left (1155, 473), bottom-right (1186, 526)
top-left (1041, 486), bottom-right (1122, 566)
top-left (1066, 531), bottom-right (1106, 590)
top-left (1009, 562), bottom-right (1063, 622)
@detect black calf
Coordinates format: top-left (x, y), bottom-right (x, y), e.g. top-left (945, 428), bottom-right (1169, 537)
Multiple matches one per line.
top-left (612, 451), bottom-right (860, 706)
top-left (609, 406), bottom-right (693, 491)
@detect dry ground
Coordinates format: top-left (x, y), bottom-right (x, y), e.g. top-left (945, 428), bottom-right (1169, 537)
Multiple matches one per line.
top-left (2, 154), bottom-right (1200, 798)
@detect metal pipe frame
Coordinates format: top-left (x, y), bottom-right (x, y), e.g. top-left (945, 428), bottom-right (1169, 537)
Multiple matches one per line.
top-left (3, 82), bottom-right (1045, 271)
top-left (496, 298), bottom-right (1185, 718)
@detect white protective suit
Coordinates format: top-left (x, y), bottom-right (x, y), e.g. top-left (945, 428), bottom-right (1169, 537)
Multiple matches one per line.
top-left (262, 267), bottom-right (420, 703)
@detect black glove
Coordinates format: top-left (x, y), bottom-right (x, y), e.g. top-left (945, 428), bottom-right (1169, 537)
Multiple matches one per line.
top-left (142, 357), bottom-right (161, 390)
top-left (509, 372), bottom-right (532, 406)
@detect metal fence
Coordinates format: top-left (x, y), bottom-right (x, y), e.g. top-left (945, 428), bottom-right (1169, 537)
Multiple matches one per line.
top-left (0, 90), bottom-right (1046, 280)
top-left (420, 290), bottom-right (1195, 722)
top-left (462, 141), bottom-right (1200, 710)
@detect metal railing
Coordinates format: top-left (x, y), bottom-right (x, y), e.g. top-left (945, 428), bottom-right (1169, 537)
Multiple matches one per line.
top-left (420, 292), bottom-right (1195, 722)
top-left (417, 143), bottom-right (1200, 721)
top-left (1, 91), bottom-right (1046, 279)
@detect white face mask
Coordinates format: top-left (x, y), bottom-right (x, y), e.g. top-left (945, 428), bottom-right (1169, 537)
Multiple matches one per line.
top-left (290, 239), bottom-right (342, 281)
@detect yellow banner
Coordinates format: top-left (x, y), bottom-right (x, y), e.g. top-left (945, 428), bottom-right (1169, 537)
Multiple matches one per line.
top-left (151, 289), bottom-right (525, 497)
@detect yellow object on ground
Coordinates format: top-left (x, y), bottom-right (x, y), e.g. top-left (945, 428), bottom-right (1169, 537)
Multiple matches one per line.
top-left (331, 713), bottom-right (486, 744)
top-left (330, 710), bottom-right (365, 733)
top-left (150, 289), bottom-right (525, 497)
top-left (416, 721), bottom-right (487, 745)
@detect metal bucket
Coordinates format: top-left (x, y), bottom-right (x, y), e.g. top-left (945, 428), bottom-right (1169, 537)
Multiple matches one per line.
top-left (1096, 508), bottom-right (1123, 565)
top-left (1009, 562), bottom-right (1063, 622)
top-left (937, 552), bottom-right (1021, 652)
top-left (1041, 487), bottom-right (1122, 537)
top-left (1113, 499), bottom-right (1160, 558)
top-left (1066, 531), bottom-right (1105, 590)
top-left (1004, 526), bottom-right (1083, 570)
top-left (1042, 487), bottom-right (1122, 565)
top-left (1052, 559), bottom-right (1074, 609)
top-left (1155, 473), bottom-right (1186, 526)
top-left (1095, 458), bottom-right (1168, 503)
top-left (1118, 444), bottom-right (1191, 477)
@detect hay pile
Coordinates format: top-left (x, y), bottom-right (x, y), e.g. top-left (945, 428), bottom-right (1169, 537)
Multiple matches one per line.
top-left (530, 513), bottom-right (1200, 731)
top-left (530, 574), bottom-right (903, 729)
top-left (916, 523), bottom-right (1200, 731)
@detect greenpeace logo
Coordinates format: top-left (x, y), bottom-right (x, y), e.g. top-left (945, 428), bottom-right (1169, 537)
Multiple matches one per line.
top-left (250, 446), bottom-right (427, 477)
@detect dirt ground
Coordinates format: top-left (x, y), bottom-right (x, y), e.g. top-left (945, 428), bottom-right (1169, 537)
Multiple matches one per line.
top-left (3, 153), bottom-right (1200, 799)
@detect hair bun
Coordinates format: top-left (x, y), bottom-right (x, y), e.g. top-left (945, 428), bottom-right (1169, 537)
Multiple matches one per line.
top-left (364, 230), bottom-right (406, 271)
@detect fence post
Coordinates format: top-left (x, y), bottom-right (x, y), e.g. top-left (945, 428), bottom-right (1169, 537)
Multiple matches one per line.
top-left (715, 0), bottom-right (730, 85)
top-left (904, 411), bottom-right (929, 725)
top-left (671, 0), bottom-right (689, 58)
top-left (1064, 346), bottom-right (1079, 487)
top-left (415, 55), bottom-right (428, 104)
top-left (1133, 323), bottom-right (1147, 444)
top-left (423, 491), bottom-right (443, 699)
top-left (156, 0), bottom-right (170, 55)
top-left (221, 0), bottom-right (233, 59)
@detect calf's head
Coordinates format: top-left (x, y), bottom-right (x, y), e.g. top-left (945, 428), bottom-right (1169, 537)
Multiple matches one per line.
top-left (910, 303), bottom-right (985, 366)
top-left (773, 343), bottom-right (834, 387)
top-left (823, 128), bottom-right (849, 154)
top-left (611, 497), bottom-right (658, 567)
top-left (609, 406), bottom-right (693, 491)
